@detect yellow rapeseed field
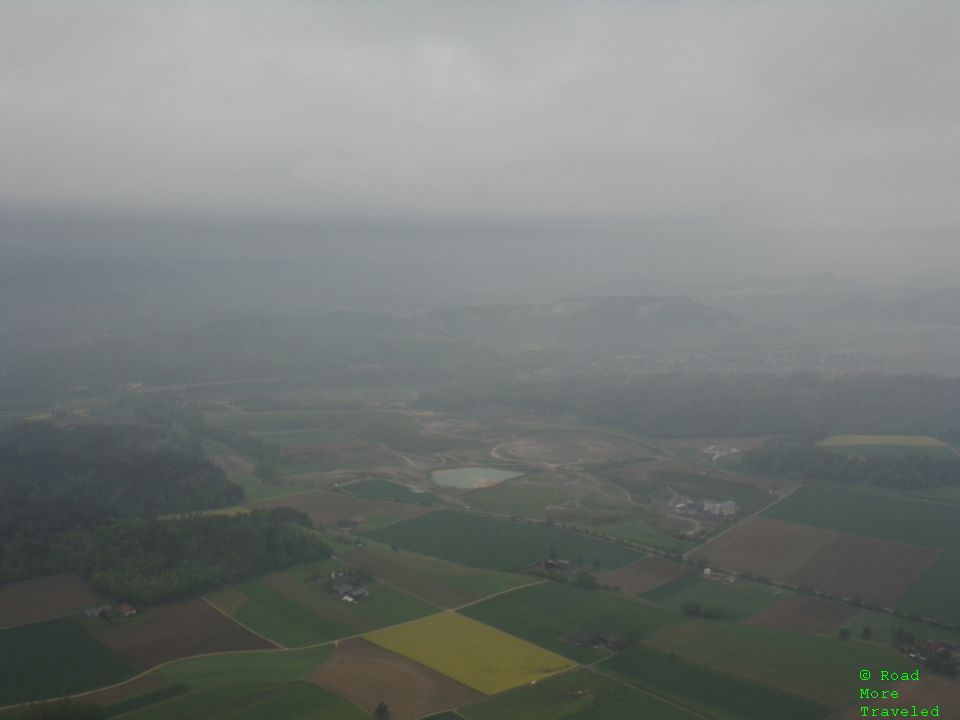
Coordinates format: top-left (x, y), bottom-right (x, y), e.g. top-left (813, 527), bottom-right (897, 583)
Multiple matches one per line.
top-left (364, 612), bottom-right (576, 695)
top-left (818, 434), bottom-right (947, 447)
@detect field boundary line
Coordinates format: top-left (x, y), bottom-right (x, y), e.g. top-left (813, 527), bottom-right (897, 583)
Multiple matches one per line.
top-left (588, 666), bottom-right (714, 720)
top-left (200, 595), bottom-right (284, 649)
top-left (452, 579), bottom-right (545, 611)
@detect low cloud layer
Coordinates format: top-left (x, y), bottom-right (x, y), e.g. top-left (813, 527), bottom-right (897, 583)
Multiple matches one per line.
top-left (1, 1), bottom-right (957, 281)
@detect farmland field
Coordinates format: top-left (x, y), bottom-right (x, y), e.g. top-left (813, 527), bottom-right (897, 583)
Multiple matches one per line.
top-left (364, 510), bottom-right (642, 572)
top-left (91, 598), bottom-right (274, 668)
top-left (603, 645), bottom-right (831, 720)
top-left (784, 533), bottom-right (938, 606)
top-left (460, 582), bottom-right (678, 663)
top-left (343, 544), bottom-right (529, 608)
top-left (690, 516), bottom-right (839, 581)
top-left (642, 575), bottom-right (785, 619)
top-left (602, 556), bottom-right (693, 596)
top-left (123, 680), bottom-right (366, 720)
top-left (745, 594), bottom-right (858, 635)
top-left (464, 475), bottom-right (580, 517)
top-left (0, 616), bottom-right (135, 705)
top-left (207, 568), bottom-right (436, 647)
top-left (582, 515), bottom-right (696, 553)
top-left (310, 638), bottom-right (483, 720)
top-left (342, 478), bottom-right (445, 506)
top-left (459, 668), bottom-right (701, 720)
top-left (764, 484), bottom-right (960, 550)
top-left (894, 551), bottom-right (960, 624)
top-left (0, 573), bottom-right (104, 630)
top-left (364, 612), bottom-right (577, 695)
top-left (105, 643), bottom-right (364, 718)
top-left (252, 488), bottom-right (432, 529)
top-left (646, 621), bottom-right (909, 705)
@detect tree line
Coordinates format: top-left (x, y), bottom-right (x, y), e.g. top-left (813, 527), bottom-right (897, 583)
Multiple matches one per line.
top-left (739, 441), bottom-right (960, 489)
top-left (419, 372), bottom-right (960, 439)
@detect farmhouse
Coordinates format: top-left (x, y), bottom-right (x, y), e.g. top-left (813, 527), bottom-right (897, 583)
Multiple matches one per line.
top-left (84, 605), bottom-right (111, 619)
top-left (544, 559), bottom-right (572, 571)
top-left (344, 588), bottom-right (370, 603)
top-left (118, 603), bottom-right (137, 617)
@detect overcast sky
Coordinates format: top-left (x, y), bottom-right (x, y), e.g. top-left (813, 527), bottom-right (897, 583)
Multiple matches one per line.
top-left (1, 1), bottom-right (958, 283)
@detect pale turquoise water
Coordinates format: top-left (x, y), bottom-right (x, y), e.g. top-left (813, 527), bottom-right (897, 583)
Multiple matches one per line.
top-left (430, 467), bottom-right (522, 489)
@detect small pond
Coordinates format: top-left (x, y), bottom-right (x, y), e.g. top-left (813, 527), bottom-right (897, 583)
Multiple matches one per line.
top-left (430, 467), bottom-right (522, 489)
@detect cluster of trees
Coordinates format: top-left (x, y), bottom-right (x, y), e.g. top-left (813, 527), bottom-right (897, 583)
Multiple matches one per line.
top-left (0, 422), bottom-right (242, 525)
top-left (740, 441), bottom-right (960, 489)
top-left (419, 373), bottom-right (960, 439)
top-left (680, 602), bottom-right (737, 620)
top-left (0, 422), bottom-right (245, 582)
top-left (75, 510), bottom-right (329, 604)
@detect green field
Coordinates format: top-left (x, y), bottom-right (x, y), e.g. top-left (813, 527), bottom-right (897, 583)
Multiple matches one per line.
top-left (764, 484), bottom-right (960, 550)
top-left (118, 646), bottom-right (363, 720)
top-left (845, 608), bottom-right (960, 647)
top-left (459, 668), bottom-right (702, 720)
top-left (647, 621), bottom-right (910, 705)
top-left (894, 551), bottom-right (960, 624)
top-left (364, 511), bottom-right (642, 572)
top-left (650, 470), bottom-right (776, 516)
top-left (465, 478), bottom-right (578, 517)
top-left (602, 645), bottom-right (831, 720)
top-left (345, 542), bottom-right (530, 607)
top-left (122, 681), bottom-right (365, 720)
top-left (208, 565), bottom-right (436, 647)
top-left (641, 574), bottom-right (786, 619)
top-left (581, 515), bottom-right (696, 553)
top-left (0, 616), bottom-right (135, 705)
top-left (203, 441), bottom-right (306, 501)
top-left (461, 582), bottom-right (678, 663)
top-left (342, 478), bottom-right (445, 506)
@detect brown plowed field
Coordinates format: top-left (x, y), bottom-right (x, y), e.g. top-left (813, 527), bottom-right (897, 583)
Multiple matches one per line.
top-left (311, 638), bottom-right (483, 719)
top-left (0, 574), bottom-right (105, 629)
top-left (828, 675), bottom-right (960, 719)
top-left (786, 534), bottom-right (939, 606)
top-left (602, 556), bottom-right (692, 595)
top-left (252, 489), bottom-right (432, 528)
top-left (745, 594), bottom-right (858, 634)
top-left (690, 517), bottom-right (840, 581)
top-left (92, 598), bottom-right (273, 669)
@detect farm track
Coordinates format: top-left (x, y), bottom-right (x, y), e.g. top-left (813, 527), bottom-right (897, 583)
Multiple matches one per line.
top-left (0, 575), bottom-right (547, 711)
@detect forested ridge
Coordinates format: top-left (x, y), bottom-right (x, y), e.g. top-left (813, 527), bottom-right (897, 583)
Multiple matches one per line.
top-left (0, 422), bottom-right (330, 601)
top-left (419, 373), bottom-right (960, 439)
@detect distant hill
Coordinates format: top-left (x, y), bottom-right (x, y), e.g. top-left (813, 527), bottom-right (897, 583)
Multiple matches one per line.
top-left (825, 286), bottom-right (960, 326)
top-left (590, 273), bottom-right (880, 323)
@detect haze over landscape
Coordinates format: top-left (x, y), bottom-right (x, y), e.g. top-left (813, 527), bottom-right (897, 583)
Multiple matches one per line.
top-left (2, 3), bottom-right (960, 720)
